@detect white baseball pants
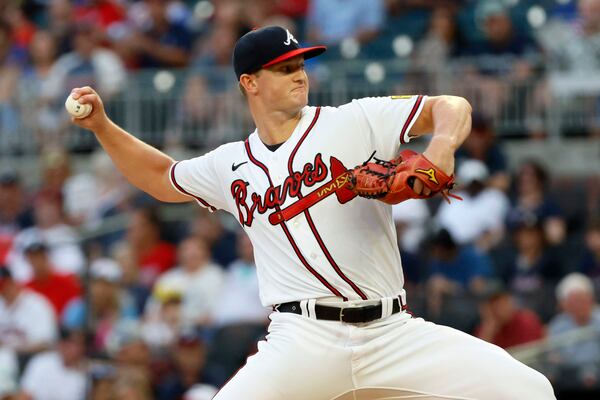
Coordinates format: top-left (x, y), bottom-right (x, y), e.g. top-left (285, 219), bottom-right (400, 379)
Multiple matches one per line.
top-left (213, 311), bottom-right (555, 400)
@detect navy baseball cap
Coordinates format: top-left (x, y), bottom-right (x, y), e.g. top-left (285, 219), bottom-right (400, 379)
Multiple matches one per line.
top-left (233, 26), bottom-right (326, 80)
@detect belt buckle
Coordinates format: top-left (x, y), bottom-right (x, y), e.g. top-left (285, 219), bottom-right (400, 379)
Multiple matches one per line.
top-left (339, 307), bottom-right (345, 322)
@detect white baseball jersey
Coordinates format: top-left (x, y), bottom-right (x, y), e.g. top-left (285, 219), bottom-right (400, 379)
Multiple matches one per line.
top-left (169, 95), bottom-right (426, 306)
top-left (169, 95), bottom-right (556, 400)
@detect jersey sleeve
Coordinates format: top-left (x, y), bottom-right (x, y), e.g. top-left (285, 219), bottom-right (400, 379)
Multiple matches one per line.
top-left (350, 95), bottom-right (427, 160)
top-left (169, 148), bottom-right (227, 211)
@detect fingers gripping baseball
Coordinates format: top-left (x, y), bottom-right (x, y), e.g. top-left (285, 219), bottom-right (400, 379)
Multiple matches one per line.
top-left (67, 87), bottom-right (108, 131)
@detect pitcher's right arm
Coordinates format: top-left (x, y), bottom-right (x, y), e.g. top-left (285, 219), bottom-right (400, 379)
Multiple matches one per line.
top-left (68, 86), bottom-right (192, 203)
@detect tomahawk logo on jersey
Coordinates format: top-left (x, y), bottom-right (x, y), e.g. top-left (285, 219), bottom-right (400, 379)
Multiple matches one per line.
top-left (169, 95), bottom-right (425, 306)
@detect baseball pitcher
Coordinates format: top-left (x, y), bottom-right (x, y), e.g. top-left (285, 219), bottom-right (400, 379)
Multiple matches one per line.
top-left (69, 26), bottom-right (555, 400)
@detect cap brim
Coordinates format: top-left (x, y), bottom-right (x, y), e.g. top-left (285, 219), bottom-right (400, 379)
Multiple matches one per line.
top-left (262, 46), bottom-right (327, 68)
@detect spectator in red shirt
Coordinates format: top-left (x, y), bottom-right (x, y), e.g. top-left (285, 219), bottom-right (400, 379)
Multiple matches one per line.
top-left (74, 0), bottom-right (126, 34)
top-left (23, 239), bottom-right (81, 317)
top-left (475, 282), bottom-right (545, 349)
top-left (126, 206), bottom-right (176, 288)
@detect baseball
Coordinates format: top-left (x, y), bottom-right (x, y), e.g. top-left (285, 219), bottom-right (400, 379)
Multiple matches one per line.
top-left (65, 95), bottom-right (92, 119)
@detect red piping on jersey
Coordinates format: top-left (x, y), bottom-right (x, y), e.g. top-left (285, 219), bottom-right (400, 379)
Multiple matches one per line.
top-left (170, 162), bottom-right (217, 211)
top-left (244, 139), bottom-right (346, 300)
top-left (288, 107), bottom-right (368, 300)
top-left (399, 95), bottom-right (424, 144)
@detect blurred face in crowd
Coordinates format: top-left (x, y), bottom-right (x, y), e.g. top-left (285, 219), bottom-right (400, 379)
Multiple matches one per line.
top-left (517, 162), bottom-right (545, 198)
top-left (191, 211), bottom-right (222, 245)
top-left (113, 244), bottom-right (139, 284)
top-left (146, 0), bottom-right (168, 26)
top-left (561, 289), bottom-right (595, 325)
top-left (579, 0), bottom-right (600, 33)
top-left (586, 226), bottom-right (600, 256)
top-left (0, 180), bottom-right (24, 220)
top-left (430, 7), bottom-right (456, 43)
top-left (175, 339), bottom-right (206, 375)
top-left (116, 339), bottom-right (151, 367)
top-left (25, 249), bottom-right (52, 278)
top-left (483, 13), bottom-right (512, 44)
top-left (515, 225), bottom-right (545, 253)
top-left (33, 194), bottom-right (63, 228)
top-left (178, 237), bottom-right (209, 272)
top-left (211, 24), bottom-right (238, 65)
top-left (127, 210), bottom-right (160, 248)
top-left (29, 31), bottom-right (57, 66)
top-left (91, 278), bottom-right (119, 315)
top-left (42, 150), bottom-right (71, 190)
top-left (464, 123), bottom-right (493, 159)
top-left (49, 0), bottom-right (73, 29)
top-left (59, 331), bottom-right (85, 367)
top-left (0, 275), bottom-right (17, 301)
top-left (488, 293), bottom-right (515, 324)
top-left (245, 55), bottom-right (309, 116)
top-left (74, 29), bottom-right (97, 58)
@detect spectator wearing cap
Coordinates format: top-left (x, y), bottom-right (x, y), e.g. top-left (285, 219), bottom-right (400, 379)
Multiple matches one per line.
top-left (455, 113), bottom-right (510, 192)
top-left (106, 321), bottom-right (154, 400)
top-left (507, 159), bottom-right (567, 245)
top-left (0, 267), bottom-right (57, 355)
top-left (496, 215), bottom-right (565, 322)
top-left (7, 190), bottom-right (85, 283)
top-left (468, 0), bottom-right (538, 60)
top-left (62, 258), bottom-right (137, 355)
top-left (155, 328), bottom-right (219, 400)
top-left (475, 281), bottom-right (544, 349)
top-left (23, 238), bottom-right (81, 317)
top-left (435, 158), bottom-right (509, 250)
top-left (18, 328), bottom-right (86, 400)
top-left (547, 273), bottom-right (600, 389)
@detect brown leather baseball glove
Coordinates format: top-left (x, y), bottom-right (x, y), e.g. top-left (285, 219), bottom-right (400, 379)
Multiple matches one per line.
top-left (346, 149), bottom-right (460, 205)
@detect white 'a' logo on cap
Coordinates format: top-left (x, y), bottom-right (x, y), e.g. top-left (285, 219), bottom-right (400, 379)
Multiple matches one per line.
top-left (283, 29), bottom-right (298, 46)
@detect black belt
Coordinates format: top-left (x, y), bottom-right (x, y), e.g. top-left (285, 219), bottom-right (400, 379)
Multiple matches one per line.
top-left (274, 297), bottom-right (405, 324)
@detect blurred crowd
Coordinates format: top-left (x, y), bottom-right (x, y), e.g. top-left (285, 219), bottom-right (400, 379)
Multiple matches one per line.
top-left (0, 0), bottom-right (599, 399)
top-left (0, 0), bottom-right (599, 152)
top-left (0, 118), bottom-right (597, 399)
top-left (0, 147), bottom-right (270, 399)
